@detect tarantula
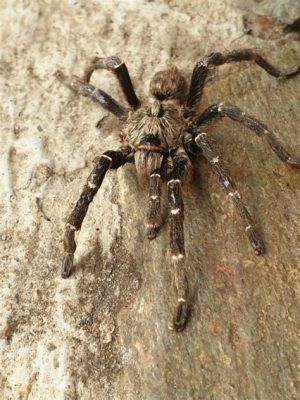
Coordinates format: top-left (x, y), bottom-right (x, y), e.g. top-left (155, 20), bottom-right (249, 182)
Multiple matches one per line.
top-left (56, 49), bottom-right (300, 332)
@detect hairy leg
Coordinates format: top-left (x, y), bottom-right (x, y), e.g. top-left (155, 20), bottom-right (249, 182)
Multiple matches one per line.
top-left (185, 49), bottom-right (299, 117)
top-left (194, 132), bottom-right (265, 255)
top-left (62, 147), bottom-right (131, 278)
top-left (82, 56), bottom-right (141, 110)
top-left (168, 178), bottom-right (189, 331)
top-left (190, 103), bottom-right (300, 168)
top-left (55, 70), bottom-right (128, 121)
top-left (146, 172), bottom-right (162, 240)
top-left (167, 149), bottom-right (192, 331)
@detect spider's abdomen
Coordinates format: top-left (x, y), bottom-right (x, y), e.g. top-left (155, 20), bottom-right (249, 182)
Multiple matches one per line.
top-left (123, 101), bottom-right (184, 176)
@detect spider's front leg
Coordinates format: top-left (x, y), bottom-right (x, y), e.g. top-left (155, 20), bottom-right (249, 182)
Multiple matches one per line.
top-left (62, 147), bottom-right (132, 278)
top-left (194, 132), bottom-right (265, 255)
top-left (55, 70), bottom-right (128, 121)
top-left (185, 49), bottom-right (299, 117)
top-left (168, 149), bottom-right (191, 332)
top-left (82, 56), bottom-right (141, 110)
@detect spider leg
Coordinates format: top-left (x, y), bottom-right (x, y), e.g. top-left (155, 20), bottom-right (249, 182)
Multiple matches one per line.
top-left (146, 172), bottom-right (162, 240)
top-left (55, 70), bottom-right (128, 121)
top-left (168, 149), bottom-right (191, 332)
top-left (190, 103), bottom-right (300, 168)
top-left (62, 147), bottom-right (132, 278)
top-left (82, 56), bottom-right (141, 110)
top-left (185, 49), bottom-right (299, 117)
top-left (194, 132), bottom-right (265, 255)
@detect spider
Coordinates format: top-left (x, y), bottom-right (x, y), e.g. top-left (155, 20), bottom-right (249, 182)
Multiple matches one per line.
top-left (55, 49), bottom-right (300, 332)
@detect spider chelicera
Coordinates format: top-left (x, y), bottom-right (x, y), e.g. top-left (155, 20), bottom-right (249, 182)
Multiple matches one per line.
top-left (55, 49), bottom-right (300, 331)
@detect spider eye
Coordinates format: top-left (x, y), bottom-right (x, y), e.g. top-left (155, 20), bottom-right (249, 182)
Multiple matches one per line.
top-left (155, 93), bottom-right (168, 101)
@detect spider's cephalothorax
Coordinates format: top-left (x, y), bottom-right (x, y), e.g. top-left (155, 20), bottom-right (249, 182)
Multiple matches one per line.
top-left (123, 67), bottom-right (188, 178)
top-left (124, 100), bottom-right (186, 177)
top-left (56, 50), bottom-right (300, 332)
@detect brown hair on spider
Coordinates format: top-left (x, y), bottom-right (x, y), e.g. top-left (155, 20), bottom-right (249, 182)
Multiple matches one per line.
top-left (149, 66), bottom-right (187, 104)
top-left (56, 50), bottom-right (300, 333)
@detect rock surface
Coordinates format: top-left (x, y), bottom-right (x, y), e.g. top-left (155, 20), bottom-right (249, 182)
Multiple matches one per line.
top-left (0, 1), bottom-right (299, 399)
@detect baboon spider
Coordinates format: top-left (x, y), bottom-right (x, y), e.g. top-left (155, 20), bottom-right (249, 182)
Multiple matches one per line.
top-left (56, 49), bottom-right (300, 332)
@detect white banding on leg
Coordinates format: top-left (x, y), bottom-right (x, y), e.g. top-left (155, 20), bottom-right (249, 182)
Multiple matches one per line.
top-left (66, 223), bottom-right (76, 230)
top-left (100, 154), bottom-right (113, 163)
top-left (229, 190), bottom-right (240, 198)
top-left (178, 297), bottom-right (186, 303)
top-left (88, 181), bottom-right (97, 189)
top-left (168, 179), bottom-right (181, 185)
top-left (195, 132), bottom-right (207, 141)
top-left (172, 254), bottom-right (185, 261)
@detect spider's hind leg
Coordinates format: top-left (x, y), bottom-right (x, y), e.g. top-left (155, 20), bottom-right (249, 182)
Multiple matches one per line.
top-left (146, 172), bottom-right (163, 240)
top-left (167, 149), bottom-right (192, 332)
top-left (194, 132), bottom-right (265, 255)
top-left (62, 147), bottom-right (131, 278)
top-left (168, 178), bottom-right (189, 332)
